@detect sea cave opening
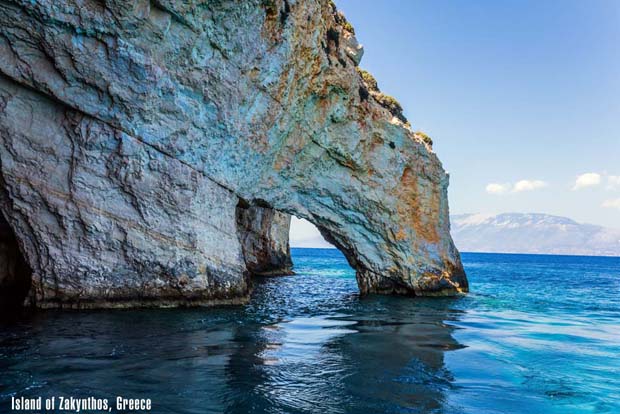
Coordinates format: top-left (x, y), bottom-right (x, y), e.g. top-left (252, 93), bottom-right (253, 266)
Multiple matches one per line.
top-left (288, 215), bottom-right (357, 283)
top-left (0, 213), bottom-right (32, 308)
top-left (235, 201), bottom-right (355, 283)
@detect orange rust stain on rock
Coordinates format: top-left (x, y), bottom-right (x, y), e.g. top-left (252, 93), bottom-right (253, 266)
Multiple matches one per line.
top-left (260, 1), bottom-right (284, 43)
top-left (273, 157), bottom-right (286, 171)
top-left (396, 166), bottom-right (440, 244)
top-left (341, 159), bottom-right (356, 169)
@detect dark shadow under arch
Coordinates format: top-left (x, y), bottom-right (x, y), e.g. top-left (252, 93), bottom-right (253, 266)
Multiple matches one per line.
top-left (0, 212), bottom-right (31, 308)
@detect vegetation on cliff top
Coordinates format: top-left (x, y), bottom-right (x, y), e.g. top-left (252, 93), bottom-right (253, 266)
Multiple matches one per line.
top-left (329, 1), bottom-right (355, 34)
top-left (357, 69), bottom-right (378, 91)
top-left (356, 68), bottom-right (407, 124)
top-left (414, 131), bottom-right (433, 147)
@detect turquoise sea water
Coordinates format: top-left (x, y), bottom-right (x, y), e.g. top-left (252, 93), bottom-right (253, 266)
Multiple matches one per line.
top-left (1, 248), bottom-right (619, 413)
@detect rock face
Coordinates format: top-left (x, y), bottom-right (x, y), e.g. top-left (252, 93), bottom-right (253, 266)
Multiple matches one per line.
top-left (0, 0), bottom-right (466, 308)
top-left (237, 205), bottom-right (293, 276)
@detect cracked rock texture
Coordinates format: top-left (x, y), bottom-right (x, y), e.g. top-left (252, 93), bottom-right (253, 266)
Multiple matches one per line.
top-left (236, 204), bottom-right (293, 276)
top-left (0, 0), bottom-right (467, 308)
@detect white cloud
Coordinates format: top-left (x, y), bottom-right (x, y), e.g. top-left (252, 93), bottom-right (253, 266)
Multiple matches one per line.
top-left (486, 179), bottom-right (547, 195)
top-left (572, 172), bottom-right (601, 190)
top-left (486, 183), bottom-right (510, 195)
top-left (513, 179), bottom-right (548, 193)
top-left (607, 175), bottom-right (620, 190)
top-left (602, 198), bottom-right (620, 210)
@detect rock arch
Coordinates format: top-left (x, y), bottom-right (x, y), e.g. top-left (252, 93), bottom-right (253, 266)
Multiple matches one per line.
top-left (0, 0), bottom-right (466, 308)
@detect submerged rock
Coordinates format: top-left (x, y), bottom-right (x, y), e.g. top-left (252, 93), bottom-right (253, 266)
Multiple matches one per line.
top-left (0, 0), bottom-right (466, 308)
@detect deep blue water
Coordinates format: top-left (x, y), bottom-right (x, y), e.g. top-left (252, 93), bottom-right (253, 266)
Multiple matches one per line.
top-left (1, 249), bottom-right (619, 414)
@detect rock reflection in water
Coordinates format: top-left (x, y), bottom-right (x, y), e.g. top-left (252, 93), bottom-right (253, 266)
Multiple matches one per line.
top-left (223, 273), bottom-right (464, 414)
top-left (0, 249), bottom-right (464, 414)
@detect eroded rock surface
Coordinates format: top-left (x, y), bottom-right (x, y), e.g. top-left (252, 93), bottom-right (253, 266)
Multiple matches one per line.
top-left (0, 0), bottom-right (467, 308)
top-left (236, 204), bottom-right (293, 276)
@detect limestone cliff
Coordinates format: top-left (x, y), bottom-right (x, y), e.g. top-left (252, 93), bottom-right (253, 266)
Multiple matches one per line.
top-left (0, 0), bottom-right (467, 308)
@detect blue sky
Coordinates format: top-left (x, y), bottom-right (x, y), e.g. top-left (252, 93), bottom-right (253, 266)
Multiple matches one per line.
top-left (334, 0), bottom-right (620, 228)
top-left (290, 0), bottom-right (619, 246)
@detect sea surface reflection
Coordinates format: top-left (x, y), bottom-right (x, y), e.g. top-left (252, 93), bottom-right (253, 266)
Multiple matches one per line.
top-left (1, 249), bottom-right (619, 414)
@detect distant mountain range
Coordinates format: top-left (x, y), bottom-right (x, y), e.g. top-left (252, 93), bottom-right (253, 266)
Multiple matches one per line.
top-left (450, 213), bottom-right (620, 256)
top-left (291, 212), bottom-right (620, 256)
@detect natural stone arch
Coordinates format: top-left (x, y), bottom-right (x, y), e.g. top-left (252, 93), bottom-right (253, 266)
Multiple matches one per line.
top-left (237, 178), bottom-right (467, 297)
top-left (0, 0), bottom-right (467, 308)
